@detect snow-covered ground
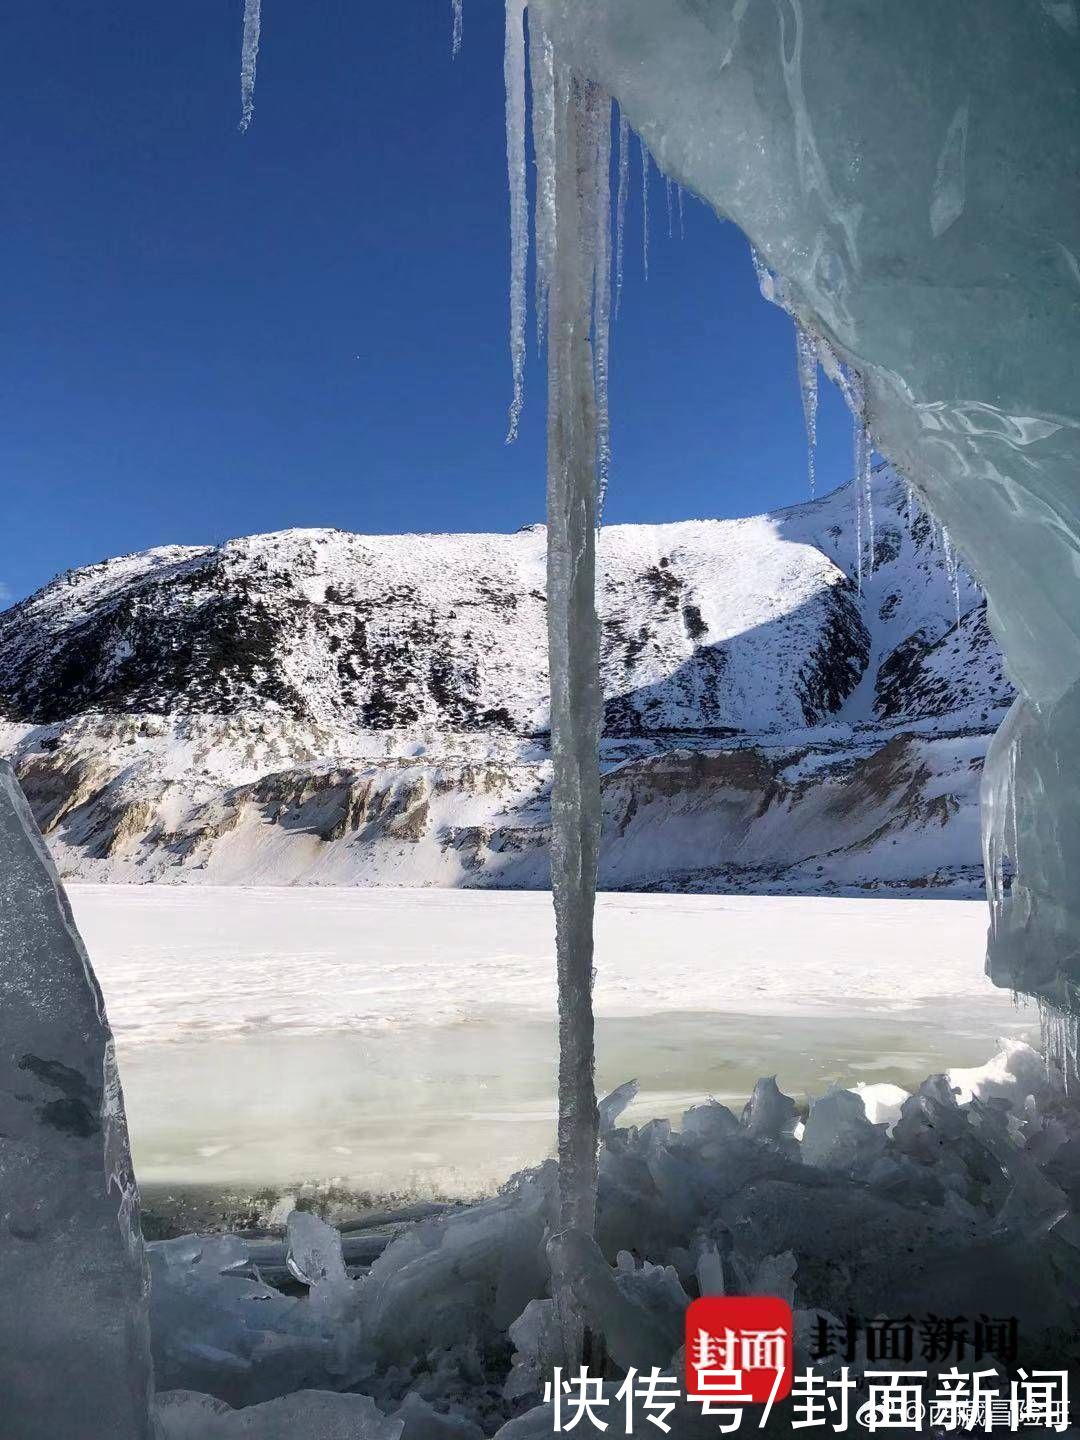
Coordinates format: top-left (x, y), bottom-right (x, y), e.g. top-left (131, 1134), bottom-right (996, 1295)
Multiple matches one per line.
top-left (71, 885), bottom-right (1037, 1199)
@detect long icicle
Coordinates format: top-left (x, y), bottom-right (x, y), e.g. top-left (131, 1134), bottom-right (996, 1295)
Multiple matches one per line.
top-left (530, 24), bottom-right (556, 351)
top-left (854, 416), bottom-right (865, 592)
top-left (545, 60), bottom-right (606, 1358)
top-left (451, 0), bottom-right (463, 57)
top-left (640, 136), bottom-right (651, 279)
top-left (862, 422), bottom-right (875, 576)
top-left (238, 0), bottom-right (262, 134)
top-left (795, 324), bottom-right (819, 497)
top-left (593, 98), bottom-right (613, 513)
top-left (504, 0), bottom-right (529, 442)
top-left (614, 110), bottom-right (630, 319)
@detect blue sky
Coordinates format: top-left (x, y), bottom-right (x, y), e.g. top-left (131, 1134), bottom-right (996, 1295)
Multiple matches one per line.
top-left (0, 2), bottom-right (854, 603)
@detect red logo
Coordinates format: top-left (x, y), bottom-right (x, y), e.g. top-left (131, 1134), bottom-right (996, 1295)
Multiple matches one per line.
top-left (685, 1296), bottom-right (794, 1415)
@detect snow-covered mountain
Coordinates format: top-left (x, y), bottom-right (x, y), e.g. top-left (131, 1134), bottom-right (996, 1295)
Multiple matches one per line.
top-left (0, 469), bottom-right (1013, 892)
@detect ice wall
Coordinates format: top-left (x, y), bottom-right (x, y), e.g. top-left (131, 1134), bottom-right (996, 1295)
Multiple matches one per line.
top-left (527, 0), bottom-right (1080, 1019)
top-left (0, 761), bottom-right (154, 1439)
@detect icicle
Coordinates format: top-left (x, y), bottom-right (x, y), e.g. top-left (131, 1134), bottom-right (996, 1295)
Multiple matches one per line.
top-left (665, 176), bottom-right (674, 240)
top-left (544, 59), bottom-right (608, 1355)
top-left (614, 110), bottom-right (630, 319)
top-left (942, 526), bottom-right (961, 628)
top-left (593, 99), bottom-right (614, 510)
top-left (640, 137), bottom-right (650, 279)
top-left (238, 0), bottom-right (261, 134)
top-left (983, 744), bottom-right (1006, 935)
top-left (906, 482), bottom-right (915, 536)
top-left (854, 422), bottom-right (865, 593)
top-left (862, 423), bottom-right (875, 576)
top-left (451, 0), bottom-right (463, 57)
top-left (795, 324), bottom-right (819, 497)
top-left (530, 24), bottom-right (556, 351)
top-left (677, 183), bottom-right (686, 241)
top-left (504, 0), bottom-right (529, 442)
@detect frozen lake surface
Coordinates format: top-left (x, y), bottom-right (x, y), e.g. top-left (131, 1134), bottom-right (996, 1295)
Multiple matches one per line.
top-left (70, 885), bottom-right (1038, 1200)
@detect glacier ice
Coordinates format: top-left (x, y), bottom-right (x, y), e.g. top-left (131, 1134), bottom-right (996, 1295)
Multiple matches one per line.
top-left (526, 0), bottom-right (1080, 1041)
top-left (238, 0), bottom-right (261, 134)
top-left (0, 761), bottom-right (154, 1438)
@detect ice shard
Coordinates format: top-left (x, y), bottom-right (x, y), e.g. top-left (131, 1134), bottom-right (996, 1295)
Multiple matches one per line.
top-left (0, 761), bottom-right (154, 1439)
top-left (527, 0), bottom-right (1080, 1046)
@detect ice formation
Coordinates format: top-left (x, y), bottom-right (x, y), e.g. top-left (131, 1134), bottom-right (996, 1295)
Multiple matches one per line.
top-left (638, 136), bottom-right (650, 279)
top-left (527, 27), bottom-right (555, 350)
top-left (795, 323), bottom-right (818, 496)
top-left (503, 1), bottom-right (529, 444)
top-left (0, 761), bottom-right (154, 1438)
top-left (451, 0), bottom-right (464, 59)
top-left (539, 47), bottom-right (608, 1357)
top-left (238, 0), bottom-right (261, 134)
top-left (614, 109), bottom-right (630, 318)
top-left (526, 0), bottom-right (1080, 1050)
top-left (138, 1045), bottom-right (1080, 1434)
top-left (6, 2), bottom-right (1078, 1431)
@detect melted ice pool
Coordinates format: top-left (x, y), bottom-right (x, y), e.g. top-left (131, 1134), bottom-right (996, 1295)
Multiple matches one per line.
top-left (69, 886), bottom-right (1037, 1199)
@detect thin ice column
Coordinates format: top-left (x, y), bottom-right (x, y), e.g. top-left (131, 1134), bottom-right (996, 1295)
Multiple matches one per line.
top-left (0, 762), bottom-right (154, 1439)
top-left (545, 66), bottom-right (605, 1247)
top-left (238, 0), bottom-right (261, 132)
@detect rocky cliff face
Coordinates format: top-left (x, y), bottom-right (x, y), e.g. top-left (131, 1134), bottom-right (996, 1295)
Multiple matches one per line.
top-left (0, 470), bottom-right (1013, 893)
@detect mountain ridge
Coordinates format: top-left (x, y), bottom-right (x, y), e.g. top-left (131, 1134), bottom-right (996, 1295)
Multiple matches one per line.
top-left (0, 470), bottom-right (1014, 892)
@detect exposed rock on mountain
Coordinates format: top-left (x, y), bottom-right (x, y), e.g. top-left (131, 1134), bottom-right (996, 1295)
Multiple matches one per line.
top-left (0, 470), bottom-right (1013, 893)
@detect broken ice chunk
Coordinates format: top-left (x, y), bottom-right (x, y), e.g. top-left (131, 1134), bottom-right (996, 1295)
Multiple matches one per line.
top-left (748, 1250), bottom-right (797, 1306)
top-left (504, 1299), bottom-right (564, 1401)
top-left (800, 1089), bottom-right (887, 1173)
top-left (741, 1076), bottom-right (799, 1144)
top-left (359, 1165), bottom-right (552, 1363)
top-left (156, 1389), bottom-right (402, 1439)
top-left (694, 1239), bottom-right (725, 1298)
top-left (286, 1210), bottom-right (354, 1307)
top-left (598, 1078), bottom-right (639, 1134)
top-left (681, 1099), bottom-right (740, 1142)
top-left (393, 1393), bottom-right (484, 1439)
